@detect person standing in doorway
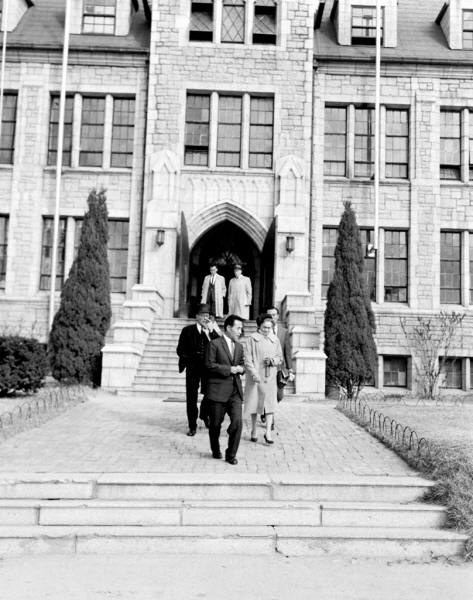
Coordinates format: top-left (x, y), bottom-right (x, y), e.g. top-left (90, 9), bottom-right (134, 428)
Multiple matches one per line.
top-left (228, 265), bottom-right (252, 320)
top-left (201, 264), bottom-right (226, 318)
top-left (176, 304), bottom-right (220, 436)
top-left (205, 315), bottom-right (245, 465)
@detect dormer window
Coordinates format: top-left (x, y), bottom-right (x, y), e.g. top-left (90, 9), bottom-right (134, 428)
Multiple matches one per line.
top-left (351, 6), bottom-right (383, 46)
top-left (463, 10), bottom-right (473, 48)
top-left (253, 0), bottom-right (276, 45)
top-left (190, 0), bottom-right (214, 42)
top-left (83, 0), bottom-right (116, 35)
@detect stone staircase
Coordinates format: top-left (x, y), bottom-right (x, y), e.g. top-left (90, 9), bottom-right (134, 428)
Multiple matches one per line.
top-left (0, 473), bottom-right (467, 558)
top-left (119, 318), bottom-right (295, 398)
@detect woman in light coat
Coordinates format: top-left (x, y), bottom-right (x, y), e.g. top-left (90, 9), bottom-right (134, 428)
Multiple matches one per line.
top-left (244, 313), bottom-right (283, 444)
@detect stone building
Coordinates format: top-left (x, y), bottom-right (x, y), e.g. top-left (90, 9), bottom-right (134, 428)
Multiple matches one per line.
top-left (1, 0), bottom-right (473, 396)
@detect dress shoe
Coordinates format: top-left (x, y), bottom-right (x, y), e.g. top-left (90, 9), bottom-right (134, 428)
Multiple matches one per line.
top-left (250, 436), bottom-right (258, 442)
top-left (225, 457), bottom-right (238, 465)
top-left (212, 451), bottom-right (222, 459)
top-left (264, 434), bottom-right (274, 445)
top-left (186, 429), bottom-right (196, 436)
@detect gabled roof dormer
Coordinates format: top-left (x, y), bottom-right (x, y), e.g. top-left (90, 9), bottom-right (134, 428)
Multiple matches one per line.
top-left (436, 0), bottom-right (473, 50)
top-left (1, 0), bottom-right (34, 33)
top-left (70, 0), bottom-right (139, 37)
top-left (330, 0), bottom-right (398, 48)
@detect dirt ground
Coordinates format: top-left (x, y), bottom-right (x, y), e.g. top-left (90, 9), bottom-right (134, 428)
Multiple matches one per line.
top-left (0, 554), bottom-right (472, 600)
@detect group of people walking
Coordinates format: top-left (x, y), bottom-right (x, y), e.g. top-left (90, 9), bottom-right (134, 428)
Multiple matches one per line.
top-left (201, 264), bottom-right (252, 320)
top-left (176, 300), bottom-right (293, 466)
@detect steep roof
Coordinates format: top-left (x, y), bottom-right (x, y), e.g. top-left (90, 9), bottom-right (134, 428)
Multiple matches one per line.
top-left (0, 0), bottom-right (150, 53)
top-left (315, 0), bottom-right (473, 65)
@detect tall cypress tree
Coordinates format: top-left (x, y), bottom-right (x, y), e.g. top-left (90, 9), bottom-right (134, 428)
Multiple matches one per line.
top-left (48, 189), bottom-right (111, 385)
top-left (324, 201), bottom-right (377, 399)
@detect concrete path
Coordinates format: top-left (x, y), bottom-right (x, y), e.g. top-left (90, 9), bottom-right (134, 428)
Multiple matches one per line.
top-left (0, 391), bottom-right (413, 476)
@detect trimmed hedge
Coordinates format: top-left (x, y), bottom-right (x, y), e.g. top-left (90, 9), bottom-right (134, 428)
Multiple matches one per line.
top-left (0, 336), bottom-right (48, 396)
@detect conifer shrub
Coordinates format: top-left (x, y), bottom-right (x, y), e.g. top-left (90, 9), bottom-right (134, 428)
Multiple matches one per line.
top-left (0, 336), bottom-right (48, 396)
top-left (48, 189), bottom-right (112, 386)
top-left (324, 201), bottom-right (377, 399)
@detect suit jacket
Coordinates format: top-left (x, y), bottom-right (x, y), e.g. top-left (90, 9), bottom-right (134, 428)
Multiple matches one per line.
top-left (205, 336), bottom-right (245, 402)
top-left (176, 324), bottom-right (220, 374)
top-left (276, 325), bottom-right (293, 370)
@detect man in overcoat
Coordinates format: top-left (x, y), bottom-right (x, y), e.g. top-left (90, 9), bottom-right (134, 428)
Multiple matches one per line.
top-left (205, 314), bottom-right (245, 465)
top-left (227, 264), bottom-right (252, 320)
top-left (176, 304), bottom-right (220, 436)
top-left (201, 264), bottom-right (226, 318)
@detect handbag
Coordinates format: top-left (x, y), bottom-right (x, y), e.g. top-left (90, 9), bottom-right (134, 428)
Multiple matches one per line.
top-left (277, 367), bottom-right (290, 388)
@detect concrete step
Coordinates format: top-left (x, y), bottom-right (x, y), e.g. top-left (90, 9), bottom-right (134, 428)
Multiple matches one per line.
top-left (0, 525), bottom-right (466, 558)
top-left (0, 500), bottom-right (446, 529)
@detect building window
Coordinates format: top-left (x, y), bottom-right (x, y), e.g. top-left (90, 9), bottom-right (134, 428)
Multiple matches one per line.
top-left (324, 106), bottom-right (347, 176)
top-left (385, 109), bottom-right (408, 179)
top-left (108, 220), bottom-right (129, 293)
top-left (185, 92), bottom-right (273, 169)
top-left (383, 356), bottom-right (407, 387)
top-left (190, 0), bottom-right (214, 41)
top-left (385, 230), bottom-right (408, 302)
top-left (253, 0), bottom-right (276, 45)
top-left (40, 218), bottom-right (67, 291)
top-left (360, 229), bottom-right (376, 301)
top-left (322, 228), bottom-right (338, 299)
top-left (351, 6), bottom-right (383, 46)
top-left (73, 219), bottom-right (83, 260)
top-left (0, 216), bottom-right (8, 289)
top-left (440, 111), bottom-right (461, 180)
top-left (79, 97), bottom-right (105, 168)
top-left (222, 0), bottom-right (245, 43)
top-left (48, 95), bottom-right (74, 167)
top-left (440, 232), bottom-right (461, 304)
top-left (83, 0), bottom-right (116, 34)
top-left (470, 233), bottom-right (473, 304)
top-left (441, 358), bottom-right (462, 389)
top-left (463, 10), bottom-right (473, 49)
top-left (111, 98), bottom-right (135, 168)
top-left (185, 94), bottom-right (210, 166)
top-left (0, 94), bottom-right (17, 165)
top-left (355, 107), bottom-right (374, 178)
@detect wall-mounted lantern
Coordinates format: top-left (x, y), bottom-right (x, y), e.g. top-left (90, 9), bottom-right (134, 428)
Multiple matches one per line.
top-left (286, 235), bottom-right (295, 254)
top-left (156, 229), bottom-right (165, 247)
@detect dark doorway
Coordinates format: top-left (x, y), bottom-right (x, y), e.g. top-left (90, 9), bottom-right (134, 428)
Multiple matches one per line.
top-left (187, 221), bottom-right (263, 318)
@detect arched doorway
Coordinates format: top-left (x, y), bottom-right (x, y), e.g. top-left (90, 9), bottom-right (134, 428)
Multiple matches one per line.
top-left (187, 221), bottom-right (263, 318)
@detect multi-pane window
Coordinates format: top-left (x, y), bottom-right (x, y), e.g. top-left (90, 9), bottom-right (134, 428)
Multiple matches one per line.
top-left (111, 98), bottom-right (135, 168)
top-left (185, 94), bottom-right (210, 166)
top-left (0, 94), bottom-right (17, 164)
top-left (360, 229), bottom-right (376, 301)
top-left (253, 0), bottom-right (276, 45)
top-left (322, 228), bottom-right (337, 299)
top-left (222, 0), bottom-right (245, 43)
top-left (217, 96), bottom-right (242, 167)
top-left (441, 358), bottom-right (462, 389)
top-left (190, 0), bottom-right (214, 41)
top-left (385, 230), bottom-right (408, 302)
top-left (324, 107), bottom-right (346, 176)
top-left (470, 233), bottom-right (473, 303)
top-left (440, 111), bottom-right (461, 180)
top-left (185, 93), bottom-right (273, 169)
top-left (83, 0), bottom-right (116, 34)
top-left (79, 97), bottom-right (105, 167)
top-left (40, 218), bottom-right (66, 291)
top-left (383, 356), bottom-right (407, 387)
top-left (249, 96), bottom-right (273, 168)
top-left (48, 95), bottom-right (74, 167)
top-left (440, 232), bottom-right (461, 304)
top-left (463, 10), bottom-right (473, 49)
top-left (108, 220), bottom-right (129, 293)
top-left (351, 6), bottom-right (383, 45)
top-left (0, 216), bottom-right (8, 290)
top-left (385, 109), bottom-right (408, 178)
top-left (355, 107), bottom-right (374, 177)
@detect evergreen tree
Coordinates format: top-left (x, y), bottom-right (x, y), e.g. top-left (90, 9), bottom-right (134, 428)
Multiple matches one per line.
top-left (48, 189), bottom-right (111, 385)
top-left (324, 201), bottom-right (377, 399)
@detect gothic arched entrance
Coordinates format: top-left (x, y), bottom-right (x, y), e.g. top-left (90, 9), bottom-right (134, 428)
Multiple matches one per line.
top-left (187, 221), bottom-right (264, 318)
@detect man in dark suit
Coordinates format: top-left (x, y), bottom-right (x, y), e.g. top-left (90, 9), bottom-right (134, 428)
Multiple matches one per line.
top-left (205, 314), bottom-right (245, 465)
top-left (176, 304), bottom-right (220, 436)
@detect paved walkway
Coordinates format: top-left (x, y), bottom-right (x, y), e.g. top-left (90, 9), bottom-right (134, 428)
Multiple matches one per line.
top-left (0, 391), bottom-right (414, 476)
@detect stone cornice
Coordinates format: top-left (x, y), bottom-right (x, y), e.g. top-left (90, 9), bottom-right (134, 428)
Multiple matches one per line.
top-left (4, 47), bottom-right (149, 68)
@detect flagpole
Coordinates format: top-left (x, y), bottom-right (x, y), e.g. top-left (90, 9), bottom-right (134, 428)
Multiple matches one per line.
top-left (0, 0), bottom-right (10, 149)
top-left (48, 0), bottom-right (72, 330)
top-left (374, 0), bottom-right (381, 251)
